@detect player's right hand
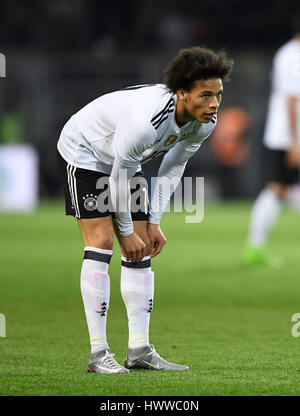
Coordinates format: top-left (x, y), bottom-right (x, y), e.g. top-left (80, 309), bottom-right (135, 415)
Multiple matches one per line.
top-left (119, 232), bottom-right (147, 263)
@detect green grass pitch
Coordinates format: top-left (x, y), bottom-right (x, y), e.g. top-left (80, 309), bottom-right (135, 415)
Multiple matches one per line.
top-left (1, 201), bottom-right (300, 396)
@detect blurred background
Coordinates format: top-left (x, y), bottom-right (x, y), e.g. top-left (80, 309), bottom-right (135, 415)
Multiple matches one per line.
top-left (1, 0), bottom-right (300, 210)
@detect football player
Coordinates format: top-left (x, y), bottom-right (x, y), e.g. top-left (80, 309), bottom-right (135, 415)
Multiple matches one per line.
top-left (243, 17), bottom-right (300, 267)
top-left (57, 46), bottom-right (233, 373)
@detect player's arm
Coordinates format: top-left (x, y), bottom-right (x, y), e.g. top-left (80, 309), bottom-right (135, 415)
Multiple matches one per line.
top-left (148, 139), bottom-right (202, 258)
top-left (110, 159), bottom-right (146, 262)
top-left (286, 96), bottom-right (300, 168)
top-left (109, 116), bottom-right (155, 261)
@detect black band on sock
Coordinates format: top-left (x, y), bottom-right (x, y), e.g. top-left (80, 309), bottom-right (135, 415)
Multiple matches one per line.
top-left (121, 258), bottom-right (151, 269)
top-left (84, 250), bottom-right (112, 264)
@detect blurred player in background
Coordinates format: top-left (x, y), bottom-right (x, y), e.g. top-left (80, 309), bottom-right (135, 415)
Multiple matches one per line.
top-left (243, 16), bottom-right (300, 267)
top-left (57, 47), bottom-right (233, 374)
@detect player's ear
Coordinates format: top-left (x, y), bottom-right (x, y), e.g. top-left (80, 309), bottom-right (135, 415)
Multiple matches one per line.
top-left (177, 88), bottom-right (188, 101)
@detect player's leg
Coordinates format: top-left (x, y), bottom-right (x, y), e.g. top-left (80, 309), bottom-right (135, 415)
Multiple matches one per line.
top-left (78, 217), bottom-right (129, 374)
top-left (247, 182), bottom-right (287, 248)
top-left (286, 184), bottom-right (300, 213)
top-left (243, 182), bottom-right (285, 267)
top-left (243, 147), bottom-right (298, 266)
top-left (115, 220), bottom-right (188, 370)
top-left (57, 151), bottom-right (128, 373)
top-left (114, 220), bottom-right (153, 348)
top-left (77, 216), bottom-right (114, 354)
top-left (114, 171), bottom-right (153, 347)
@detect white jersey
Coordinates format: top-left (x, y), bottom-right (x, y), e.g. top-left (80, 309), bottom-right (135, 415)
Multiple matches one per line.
top-left (58, 84), bottom-right (216, 172)
top-left (57, 84), bottom-right (217, 235)
top-left (264, 39), bottom-right (300, 150)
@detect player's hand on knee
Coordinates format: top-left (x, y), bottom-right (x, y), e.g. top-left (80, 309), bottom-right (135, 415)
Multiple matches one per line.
top-left (119, 232), bottom-right (147, 262)
top-left (148, 223), bottom-right (167, 259)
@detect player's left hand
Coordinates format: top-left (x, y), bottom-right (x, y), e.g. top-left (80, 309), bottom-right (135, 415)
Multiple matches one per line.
top-left (148, 223), bottom-right (167, 259)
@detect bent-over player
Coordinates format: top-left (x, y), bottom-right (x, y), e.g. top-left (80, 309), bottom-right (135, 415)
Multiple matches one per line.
top-left (57, 46), bottom-right (233, 373)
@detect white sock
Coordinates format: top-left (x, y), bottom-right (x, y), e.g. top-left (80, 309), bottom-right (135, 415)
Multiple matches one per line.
top-left (286, 185), bottom-right (300, 213)
top-left (121, 255), bottom-right (154, 349)
top-left (80, 246), bottom-right (113, 354)
top-left (248, 188), bottom-right (282, 247)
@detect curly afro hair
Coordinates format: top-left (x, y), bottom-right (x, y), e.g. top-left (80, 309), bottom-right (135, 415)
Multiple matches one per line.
top-left (163, 46), bottom-right (233, 94)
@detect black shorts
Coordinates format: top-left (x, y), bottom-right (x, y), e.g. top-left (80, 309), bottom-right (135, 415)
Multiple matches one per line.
top-left (263, 147), bottom-right (299, 185)
top-left (57, 151), bottom-right (149, 220)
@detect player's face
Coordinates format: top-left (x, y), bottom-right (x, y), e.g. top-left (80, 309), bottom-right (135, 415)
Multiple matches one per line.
top-left (177, 78), bottom-right (223, 123)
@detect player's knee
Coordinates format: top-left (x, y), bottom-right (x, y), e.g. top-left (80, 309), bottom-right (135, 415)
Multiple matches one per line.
top-left (269, 183), bottom-right (288, 198)
top-left (133, 228), bottom-right (151, 256)
top-left (138, 236), bottom-right (151, 256)
top-left (144, 239), bottom-right (151, 256)
top-left (88, 235), bottom-right (114, 250)
top-left (99, 237), bottom-right (114, 250)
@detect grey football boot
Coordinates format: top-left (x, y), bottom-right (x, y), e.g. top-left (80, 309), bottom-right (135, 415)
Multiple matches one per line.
top-left (124, 344), bottom-right (189, 371)
top-left (88, 349), bottom-right (130, 374)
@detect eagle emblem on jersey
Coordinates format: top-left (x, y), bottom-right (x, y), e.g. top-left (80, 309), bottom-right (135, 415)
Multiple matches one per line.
top-left (83, 194), bottom-right (98, 211)
top-left (163, 135), bottom-right (178, 147)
